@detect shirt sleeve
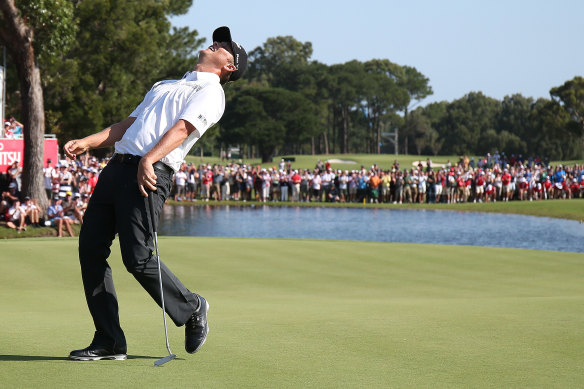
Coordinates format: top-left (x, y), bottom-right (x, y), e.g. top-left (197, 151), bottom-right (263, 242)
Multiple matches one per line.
top-left (179, 84), bottom-right (225, 138)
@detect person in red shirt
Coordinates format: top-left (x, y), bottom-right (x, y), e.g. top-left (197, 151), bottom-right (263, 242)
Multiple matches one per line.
top-left (543, 177), bottom-right (552, 199)
top-left (475, 172), bottom-right (485, 203)
top-left (290, 170), bottom-right (301, 201)
top-left (569, 178), bottom-right (579, 199)
top-left (501, 169), bottom-right (512, 201)
top-left (465, 174), bottom-right (473, 202)
top-left (201, 168), bottom-right (213, 201)
top-left (456, 174), bottom-right (465, 203)
top-left (87, 170), bottom-right (98, 194)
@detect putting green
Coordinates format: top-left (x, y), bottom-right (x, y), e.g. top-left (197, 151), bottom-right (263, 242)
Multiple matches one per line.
top-left (1, 237), bottom-right (582, 388)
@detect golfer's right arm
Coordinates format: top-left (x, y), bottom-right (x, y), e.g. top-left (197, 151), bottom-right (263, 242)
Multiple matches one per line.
top-left (63, 117), bottom-right (136, 160)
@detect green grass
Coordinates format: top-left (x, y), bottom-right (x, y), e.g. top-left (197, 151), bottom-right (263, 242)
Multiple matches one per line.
top-left (165, 198), bottom-right (584, 222)
top-left (1, 238), bottom-right (583, 388)
top-left (185, 153), bottom-right (584, 172)
top-left (185, 154), bottom-right (473, 171)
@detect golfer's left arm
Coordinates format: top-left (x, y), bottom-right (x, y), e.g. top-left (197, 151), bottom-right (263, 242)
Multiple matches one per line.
top-left (138, 119), bottom-right (196, 197)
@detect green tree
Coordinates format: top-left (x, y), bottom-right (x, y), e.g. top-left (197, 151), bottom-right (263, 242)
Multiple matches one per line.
top-left (408, 109), bottom-right (433, 155)
top-left (550, 76), bottom-right (584, 139)
top-left (363, 60), bottom-right (409, 154)
top-left (221, 87), bottom-right (318, 162)
top-left (328, 61), bottom-right (365, 154)
top-left (45, 0), bottom-right (203, 145)
top-left (497, 94), bottom-right (534, 155)
top-left (0, 0), bottom-right (76, 210)
top-left (530, 98), bottom-right (580, 160)
top-left (272, 61), bottom-right (332, 154)
top-left (246, 36), bottom-right (313, 85)
top-left (435, 92), bottom-right (500, 155)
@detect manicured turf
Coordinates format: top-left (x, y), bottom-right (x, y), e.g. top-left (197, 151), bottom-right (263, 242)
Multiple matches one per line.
top-left (1, 237), bottom-right (583, 388)
top-left (184, 153), bottom-right (583, 172)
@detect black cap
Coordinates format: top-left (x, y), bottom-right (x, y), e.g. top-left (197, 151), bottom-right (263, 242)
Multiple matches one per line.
top-left (212, 26), bottom-right (247, 82)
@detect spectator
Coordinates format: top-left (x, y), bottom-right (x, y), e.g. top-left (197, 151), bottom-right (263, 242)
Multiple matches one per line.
top-left (8, 116), bottom-right (24, 136)
top-left (7, 161), bottom-right (21, 191)
top-left (201, 166), bottom-right (212, 201)
top-left (43, 159), bottom-right (56, 199)
top-left (47, 197), bottom-right (74, 238)
top-left (221, 168), bottom-right (231, 201)
top-left (271, 169), bottom-right (280, 201)
top-left (427, 171), bottom-right (436, 203)
top-left (174, 163), bottom-right (188, 201)
top-left (280, 170), bottom-right (290, 202)
top-left (23, 196), bottom-right (41, 227)
top-left (6, 200), bottom-right (27, 232)
top-left (300, 170), bottom-right (310, 202)
top-left (368, 171), bottom-right (381, 203)
top-left (3, 121), bottom-right (11, 138)
top-left (311, 169), bottom-right (322, 202)
top-left (186, 164), bottom-right (198, 201)
top-left (291, 170), bottom-right (301, 202)
top-left (260, 168), bottom-right (271, 202)
top-left (321, 168), bottom-right (334, 201)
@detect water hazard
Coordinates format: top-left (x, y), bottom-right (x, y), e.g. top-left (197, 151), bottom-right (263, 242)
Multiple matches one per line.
top-left (159, 205), bottom-right (584, 253)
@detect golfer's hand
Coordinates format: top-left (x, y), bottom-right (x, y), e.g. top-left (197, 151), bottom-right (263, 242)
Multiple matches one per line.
top-left (138, 158), bottom-right (157, 197)
top-left (63, 139), bottom-right (89, 160)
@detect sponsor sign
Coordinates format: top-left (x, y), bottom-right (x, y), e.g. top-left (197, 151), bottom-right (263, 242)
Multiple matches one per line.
top-left (0, 138), bottom-right (59, 170)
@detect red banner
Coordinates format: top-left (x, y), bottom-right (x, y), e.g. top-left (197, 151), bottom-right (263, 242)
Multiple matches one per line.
top-left (0, 138), bottom-right (59, 171)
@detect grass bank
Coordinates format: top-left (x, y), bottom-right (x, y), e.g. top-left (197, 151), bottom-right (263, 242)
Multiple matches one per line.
top-left (1, 238), bottom-right (582, 388)
top-left (166, 198), bottom-right (584, 222)
top-left (185, 153), bottom-right (583, 171)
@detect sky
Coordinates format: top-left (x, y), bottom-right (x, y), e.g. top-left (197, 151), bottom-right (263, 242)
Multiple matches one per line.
top-left (171, 0), bottom-right (584, 105)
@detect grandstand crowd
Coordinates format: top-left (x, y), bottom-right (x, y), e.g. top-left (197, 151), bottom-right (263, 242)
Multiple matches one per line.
top-left (1, 151), bottom-right (583, 236)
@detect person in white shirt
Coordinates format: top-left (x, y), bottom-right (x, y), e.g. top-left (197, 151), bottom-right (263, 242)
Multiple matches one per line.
top-left (311, 170), bottom-right (322, 202)
top-left (63, 27), bottom-right (247, 361)
top-left (43, 159), bottom-right (56, 199)
top-left (6, 200), bottom-right (27, 232)
top-left (173, 163), bottom-right (188, 201)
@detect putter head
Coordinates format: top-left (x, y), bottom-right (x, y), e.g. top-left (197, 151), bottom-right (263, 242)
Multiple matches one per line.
top-left (154, 353), bottom-right (177, 367)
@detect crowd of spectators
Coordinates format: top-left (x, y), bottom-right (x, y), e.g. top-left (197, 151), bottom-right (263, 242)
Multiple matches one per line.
top-left (2, 116), bottom-right (24, 138)
top-left (169, 154), bottom-right (584, 205)
top-left (1, 151), bottom-right (583, 235)
top-left (0, 155), bottom-right (102, 236)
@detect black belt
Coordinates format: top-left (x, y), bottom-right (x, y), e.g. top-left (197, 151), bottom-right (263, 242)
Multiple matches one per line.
top-left (112, 153), bottom-right (174, 175)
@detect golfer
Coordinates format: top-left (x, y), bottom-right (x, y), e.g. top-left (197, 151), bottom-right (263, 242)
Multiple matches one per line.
top-left (63, 26), bottom-right (247, 361)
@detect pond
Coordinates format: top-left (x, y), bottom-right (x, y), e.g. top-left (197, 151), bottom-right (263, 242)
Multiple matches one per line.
top-left (159, 205), bottom-right (584, 253)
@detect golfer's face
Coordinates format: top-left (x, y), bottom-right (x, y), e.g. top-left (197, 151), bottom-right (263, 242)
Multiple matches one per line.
top-left (200, 42), bottom-right (233, 64)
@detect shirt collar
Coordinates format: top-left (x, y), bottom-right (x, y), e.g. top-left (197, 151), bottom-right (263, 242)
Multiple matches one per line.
top-left (182, 71), bottom-right (220, 83)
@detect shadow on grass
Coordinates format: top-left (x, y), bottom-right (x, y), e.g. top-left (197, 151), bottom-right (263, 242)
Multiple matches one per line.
top-left (0, 354), bottom-right (160, 361)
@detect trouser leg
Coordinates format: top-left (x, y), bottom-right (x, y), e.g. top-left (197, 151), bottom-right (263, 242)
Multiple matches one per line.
top-left (114, 163), bottom-right (199, 326)
top-left (78, 164), bottom-right (126, 349)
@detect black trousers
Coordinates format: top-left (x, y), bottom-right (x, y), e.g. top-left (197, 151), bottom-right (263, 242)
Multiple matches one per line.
top-left (78, 158), bottom-right (199, 350)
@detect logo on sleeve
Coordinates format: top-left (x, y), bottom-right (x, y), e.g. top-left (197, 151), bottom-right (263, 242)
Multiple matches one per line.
top-left (198, 114), bottom-right (208, 127)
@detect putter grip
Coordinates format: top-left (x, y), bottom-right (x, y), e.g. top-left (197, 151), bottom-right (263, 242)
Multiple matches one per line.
top-left (148, 191), bottom-right (157, 233)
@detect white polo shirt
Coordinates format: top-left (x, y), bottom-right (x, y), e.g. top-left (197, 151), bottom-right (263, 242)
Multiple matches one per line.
top-left (115, 71), bottom-right (225, 172)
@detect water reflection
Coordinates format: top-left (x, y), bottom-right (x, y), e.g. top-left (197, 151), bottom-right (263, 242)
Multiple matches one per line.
top-left (159, 205), bottom-right (584, 253)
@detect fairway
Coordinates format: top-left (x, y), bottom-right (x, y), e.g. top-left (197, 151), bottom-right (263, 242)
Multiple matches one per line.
top-left (1, 238), bottom-right (583, 388)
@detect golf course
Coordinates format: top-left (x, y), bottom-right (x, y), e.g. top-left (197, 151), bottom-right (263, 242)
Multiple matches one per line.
top-left (1, 237), bottom-right (582, 388)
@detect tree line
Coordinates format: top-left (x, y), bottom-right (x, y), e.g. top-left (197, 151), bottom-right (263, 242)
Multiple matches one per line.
top-left (225, 40), bottom-right (583, 162)
top-left (1, 0), bottom-right (582, 206)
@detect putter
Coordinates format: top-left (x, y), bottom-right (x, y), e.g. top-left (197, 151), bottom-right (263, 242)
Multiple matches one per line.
top-left (148, 192), bottom-right (177, 367)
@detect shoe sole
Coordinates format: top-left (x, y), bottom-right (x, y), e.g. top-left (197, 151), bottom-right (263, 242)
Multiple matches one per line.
top-left (69, 354), bottom-right (127, 361)
top-left (187, 300), bottom-right (210, 354)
